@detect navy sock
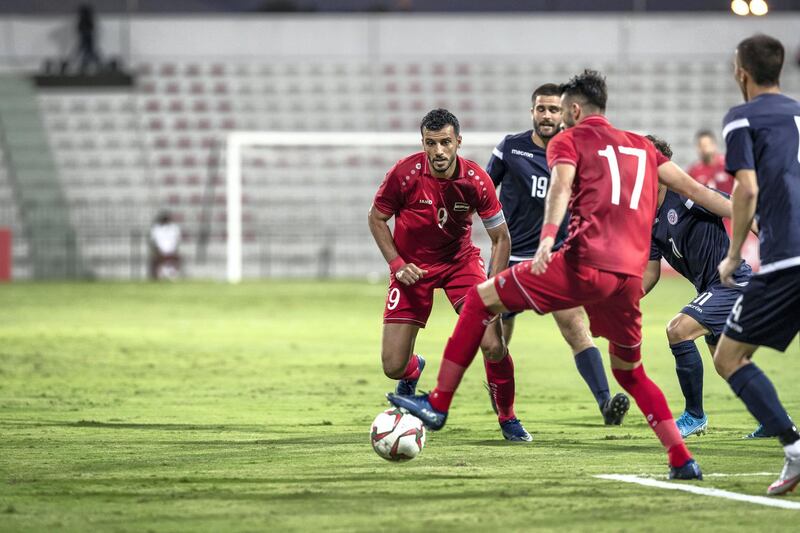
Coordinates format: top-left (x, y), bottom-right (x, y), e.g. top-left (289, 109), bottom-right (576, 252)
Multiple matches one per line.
top-left (670, 340), bottom-right (704, 418)
top-left (728, 363), bottom-right (798, 444)
top-left (574, 347), bottom-right (611, 408)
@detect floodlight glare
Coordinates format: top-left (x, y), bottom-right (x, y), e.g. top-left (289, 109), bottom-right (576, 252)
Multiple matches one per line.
top-left (750, 0), bottom-right (769, 16)
top-left (731, 0), bottom-right (750, 15)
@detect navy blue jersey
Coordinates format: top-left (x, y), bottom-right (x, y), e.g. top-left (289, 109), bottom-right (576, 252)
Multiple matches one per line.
top-left (486, 131), bottom-right (568, 259)
top-left (722, 93), bottom-right (800, 272)
top-left (650, 189), bottom-right (752, 292)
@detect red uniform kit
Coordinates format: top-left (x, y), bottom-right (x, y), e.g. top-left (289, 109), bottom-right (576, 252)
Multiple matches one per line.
top-left (494, 115), bottom-right (667, 347)
top-left (373, 152), bottom-right (505, 325)
top-left (687, 154), bottom-right (732, 194)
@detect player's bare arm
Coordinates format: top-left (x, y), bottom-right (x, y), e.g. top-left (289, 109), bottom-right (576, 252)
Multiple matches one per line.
top-left (719, 169), bottom-right (758, 286)
top-left (657, 161), bottom-right (732, 219)
top-left (531, 163), bottom-right (575, 274)
top-left (642, 260), bottom-right (661, 295)
top-left (485, 222), bottom-right (510, 281)
top-left (367, 204), bottom-right (428, 286)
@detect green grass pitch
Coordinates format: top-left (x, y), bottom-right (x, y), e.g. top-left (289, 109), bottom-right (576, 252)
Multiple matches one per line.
top-left (1, 278), bottom-right (799, 532)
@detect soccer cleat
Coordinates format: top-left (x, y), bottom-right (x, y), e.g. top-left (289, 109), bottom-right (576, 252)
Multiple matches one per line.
top-left (395, 355), bottom-right (426, 396)
top-left (669, 459), bottom-right (703, 480)
top-left (676, 411), bottom-right (708, 438)
top-left (386, 392), bottom-right (448, 431)
top-left (601, 393), bottom-right (630, 425)
top-left (745, 423), bottom-right (778, 439)
top-left (500, 418), bottom-right (533, 442)
top-left (767, 455), bottom-right (800, 495)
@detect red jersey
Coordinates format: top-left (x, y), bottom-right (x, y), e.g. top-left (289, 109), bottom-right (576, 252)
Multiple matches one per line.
top-left (546, 115), bottom-right (669, 277)
top-left (373, 152), bottom-right (504, 268)
top-left (687, 154), bottom-right (732, 194)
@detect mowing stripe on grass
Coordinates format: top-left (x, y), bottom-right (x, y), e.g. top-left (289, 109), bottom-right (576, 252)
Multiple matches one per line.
top-left (595, 474), bottom-right (800, 510)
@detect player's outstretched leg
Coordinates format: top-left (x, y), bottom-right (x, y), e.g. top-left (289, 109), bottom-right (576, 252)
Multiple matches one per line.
top-left (714, 335), bottom-right (800, 494)
top-left (388, 285), bottom-right (495, 430)
top-left (609, 343), bottom-right (702, 479)
top-left (395, 354), bottom-right (426, 396)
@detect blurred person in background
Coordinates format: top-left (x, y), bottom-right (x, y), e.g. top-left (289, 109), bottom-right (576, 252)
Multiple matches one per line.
top-left (688, 130), bottom-right (733, 194)
top-left (149, 211), bottom-right (182, 280)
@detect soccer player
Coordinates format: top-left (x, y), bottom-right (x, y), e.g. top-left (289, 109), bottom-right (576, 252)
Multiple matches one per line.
top-left (687, 130), bottom-right (733, 195)
top-left (642, 135), bottom-right (753, 438)
top-left (713, 34), bottom-right (800, 495)
top-left (368, 108), bottom-right (533, 442)
top-left (486, 83), bottom-right (629, 425)
top-left (391, 70), bottom-right (733, 478)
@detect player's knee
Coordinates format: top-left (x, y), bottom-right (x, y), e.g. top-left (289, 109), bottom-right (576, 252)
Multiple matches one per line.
top-left (712, 348), bottom-right (741, 380)
top-left (666, 316), bottom-right (694, 344)
top-left (481, 339), bottom-right (506, 361)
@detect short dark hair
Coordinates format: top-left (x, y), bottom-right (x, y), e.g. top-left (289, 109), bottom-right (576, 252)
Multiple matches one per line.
top-left (559, 70), bottom-right (607, 112)
top-left (420, 108), bottom-right (460, 136)
top-left (695, 129), bottom-right (715, 142)
top-left (737, 34), bottom-right (784, 87)
top-left (646, 134), bottom-right (673, 160)
top-left (531, 83), bottom-right (560, 102)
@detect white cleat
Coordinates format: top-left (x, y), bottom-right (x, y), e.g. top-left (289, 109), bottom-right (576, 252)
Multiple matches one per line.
top-left (767, 455), bottom-right (800, 496)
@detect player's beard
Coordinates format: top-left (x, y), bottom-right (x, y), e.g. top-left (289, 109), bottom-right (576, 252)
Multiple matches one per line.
top-left (533, 120), bottom-right (558, 141)
top-left (430, 154), bottom-right (456, 174)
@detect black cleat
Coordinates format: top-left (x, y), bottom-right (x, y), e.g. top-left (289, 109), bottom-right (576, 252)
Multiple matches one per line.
top-left (602, 392), bottom-right (630, 425)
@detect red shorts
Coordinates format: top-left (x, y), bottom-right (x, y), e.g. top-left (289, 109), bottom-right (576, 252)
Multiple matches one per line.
top-left (493, 251), bottom-right (643, 348)
top-left (383, 254), bottom-right (486, 327)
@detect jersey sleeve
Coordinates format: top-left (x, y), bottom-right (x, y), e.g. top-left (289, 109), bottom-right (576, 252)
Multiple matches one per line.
top-left (486, 136), bottom-right (509, 186)
top-left (546, 131), bottom-right (577, 169)
top-left (654, 146), bottom-right (670, 167)
top-left (648, 238), bottom-right (662, 261)
top-left (474, 168), bottom-right (505, 229)
top-left (372, 165), bottom-right (404, 216)
top-left (722, 112), bottom-right (755, 174)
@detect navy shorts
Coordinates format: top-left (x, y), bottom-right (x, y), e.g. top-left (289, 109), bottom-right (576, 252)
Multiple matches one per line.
top-left (681, 280), bottom-right (747, 346)
top-left (723, 265), bottom-right (800, 351)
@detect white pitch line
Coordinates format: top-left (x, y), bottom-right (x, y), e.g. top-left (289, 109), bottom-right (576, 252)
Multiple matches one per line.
top-left (635, 471), bottom-right (776, 479)
top-left (595, 474), bottom-right (800, 510)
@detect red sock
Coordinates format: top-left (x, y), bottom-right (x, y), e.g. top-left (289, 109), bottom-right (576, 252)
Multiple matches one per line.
top-left (428, 287), bottom-right (493, 413)
top-left (485, 353), bottom-right (516, 423)
top-left (611, 344), bottom-right (692, 468)
top-left (400, 354), bottom-right (421, 381)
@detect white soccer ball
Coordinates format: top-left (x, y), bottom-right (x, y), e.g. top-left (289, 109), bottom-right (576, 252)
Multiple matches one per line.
top-left (370, 408), bottom-right (426, 461)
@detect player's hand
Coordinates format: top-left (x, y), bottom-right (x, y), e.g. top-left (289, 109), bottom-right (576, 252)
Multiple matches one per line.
top-left (394, 263), bottom-right (428, 286)
top-left (531, 237), bottom-right (555, 275)
top-left (718, 254), bottom-right (741, 287)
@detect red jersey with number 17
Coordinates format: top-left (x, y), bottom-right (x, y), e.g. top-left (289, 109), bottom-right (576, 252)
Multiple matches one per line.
top-left (546, 115), bottom-right (669, 277)
top-left (372, 152), bottom-right (504, 268)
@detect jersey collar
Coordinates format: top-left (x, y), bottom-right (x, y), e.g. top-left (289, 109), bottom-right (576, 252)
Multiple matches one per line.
top-left (421, 153), bottom-right (467, 180)
top-left (579, 115), bottom-right (611, 127)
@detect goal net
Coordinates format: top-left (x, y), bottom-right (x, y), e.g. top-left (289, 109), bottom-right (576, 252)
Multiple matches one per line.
top-left (224, 131), bottom-right (508, 283)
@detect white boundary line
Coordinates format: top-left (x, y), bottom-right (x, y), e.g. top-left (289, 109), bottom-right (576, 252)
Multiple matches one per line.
top-left (595, 474), bottom-right (800, 510)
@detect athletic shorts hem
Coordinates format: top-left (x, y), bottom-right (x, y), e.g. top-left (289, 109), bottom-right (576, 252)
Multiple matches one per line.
top-left (383, 317), bottom-right (427, 328)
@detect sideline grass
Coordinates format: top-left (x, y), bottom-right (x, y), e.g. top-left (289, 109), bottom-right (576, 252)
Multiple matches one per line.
top-left (1, 278), bottom-right (799, 532)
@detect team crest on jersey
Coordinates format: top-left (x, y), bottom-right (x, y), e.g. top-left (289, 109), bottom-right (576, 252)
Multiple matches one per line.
top-left (667, 209), bottom-right (678, 225)
top-left (453, 202), bottom-right (470, 212)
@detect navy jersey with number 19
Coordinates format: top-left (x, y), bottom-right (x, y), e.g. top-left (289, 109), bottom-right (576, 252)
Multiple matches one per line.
top-left (486, 131), bottom-right (568, 260)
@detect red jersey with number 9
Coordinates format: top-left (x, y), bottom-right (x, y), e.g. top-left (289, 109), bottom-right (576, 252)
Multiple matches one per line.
top-left (546, 115), bottom-right (669, 277)
top-left (372, 152), bottom-right (504, 268)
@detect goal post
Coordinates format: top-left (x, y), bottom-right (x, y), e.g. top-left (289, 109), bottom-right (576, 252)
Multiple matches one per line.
top-left (225, 131), bottom-right (510, 283)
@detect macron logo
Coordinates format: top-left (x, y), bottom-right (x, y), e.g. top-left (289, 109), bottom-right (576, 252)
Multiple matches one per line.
top-left (511, 148), bottom-right (535, 158)
top-left (419, 199), bottom-right (433, 205)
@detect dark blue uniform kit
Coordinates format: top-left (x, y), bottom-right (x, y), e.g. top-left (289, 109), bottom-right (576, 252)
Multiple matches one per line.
top-left (486, 131), bottom-right (568, 261)
top-left (722, 93), bottom-right (800, 351)
top-left (650, 190), bottom-right (752, 345)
